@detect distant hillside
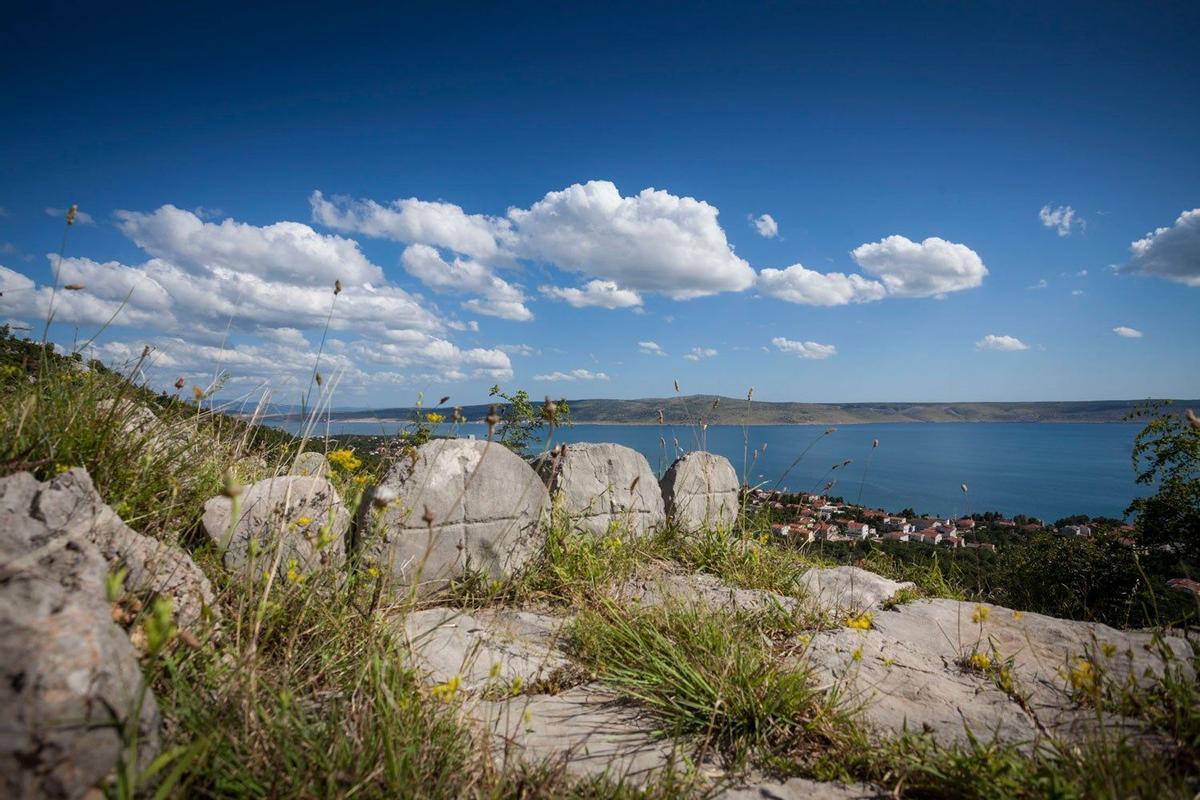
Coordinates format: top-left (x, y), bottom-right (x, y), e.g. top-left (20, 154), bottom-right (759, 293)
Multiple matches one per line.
top-left (260, 395), bottom-right (1199, 425)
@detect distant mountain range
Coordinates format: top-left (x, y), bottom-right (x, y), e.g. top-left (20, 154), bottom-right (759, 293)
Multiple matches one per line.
top-left (257, 395), bottom-right (1199, 425)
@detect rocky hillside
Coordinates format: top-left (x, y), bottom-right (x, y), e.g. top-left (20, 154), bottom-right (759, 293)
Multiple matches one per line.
top-left (1, 348), bottom-right (1197, 798)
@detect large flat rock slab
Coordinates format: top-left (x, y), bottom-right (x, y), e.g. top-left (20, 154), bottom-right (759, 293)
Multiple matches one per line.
top-left (660, 452), bottom-right (740, 531)
top-left (617, 569), bottom-right (798, 617)
top-left (803, 597), bottom-right (1191, 747)
top-left (718, 777), bottom-right (883, 800)
top-left (400, 607), bottom-right (573, 691)
top-left (535, 443), bottom-right (665, 537)
top-left (471, 684), bottom-right (680, 783)
top-left (798, 566), bottom-right (914, 616)
top-left (363, 440), bottom-right (549, 595)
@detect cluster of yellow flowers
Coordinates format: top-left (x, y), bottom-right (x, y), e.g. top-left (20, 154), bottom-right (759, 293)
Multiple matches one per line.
top-left (845, 613), bottom-right (873, 630)
top-left (971, 604), bottom-right (990, 624)
top-left (1068, 658), bottom-right (1096, 693)
top-left (424, 412), bottom-right (444, 424)
top-left (968, 651), bottom-right (992, 671)
top-left (328, 449), bottom-right (361, 472)
top-left (431, 674), bottom-right (461, 702)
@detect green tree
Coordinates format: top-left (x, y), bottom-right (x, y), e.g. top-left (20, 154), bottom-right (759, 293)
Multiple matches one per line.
top-left (1127, 403), bottom-right (1200, 564)
top-left (487, 385), bottom-right (571, 454)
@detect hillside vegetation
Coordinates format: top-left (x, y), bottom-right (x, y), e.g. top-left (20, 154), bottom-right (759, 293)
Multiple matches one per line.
top-left (2, 328), bottom-right (1198, 799)
top-left (264, 395), bottom-right (1200, 426)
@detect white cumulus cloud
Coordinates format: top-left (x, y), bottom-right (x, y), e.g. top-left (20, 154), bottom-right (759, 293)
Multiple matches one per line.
top-left (683, 347), bottom-right (718, 362)
top-left (752, 213), bottom-right (779, 238)
top-left (540, 279), bottom-right (642, 309)
top-left (401, 243), bottom-right (532, 321)
top-left (975, 334), bottom-right (1029, 352)
top-left (1121, 208), bottom-right (1200, 287)
top-left (1113, 326), bottom-right (1143, 338)
top-left (771, 336), bottom-right (836, 359)
top-left (533, 368), bottom-right (610, 382)
top-left (851, 235), bottom-right (988, 298)
top-left (1039, 204), bottom-right (1084, 237)
top-left (757, 263), bottom-right (886, 306)
top-left (509, 181), bottom-right (756, 299)
top-left (638, 340), bottom-right (667, 356)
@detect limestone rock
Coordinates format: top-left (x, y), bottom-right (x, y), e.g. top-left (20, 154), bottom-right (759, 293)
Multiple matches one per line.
top-left (472, 684), bottom-right (679, 783)
top-left (660, 452), bottom-right (739, 531)
top-left (534, 443), bottom-right (665, 537)
top-left (802, 597), bottom-right (1192, 747)
top-left (798, 566), bottom-right (914, 617)
top-left (289, 451), bottom-right (331, 478)
top-left (619, 568), bottom-right (797, 616)
top-left (363, 440), bottom-right (549, 595)
top-left (95, 398), bottom-right (193, 458)
top-left (1, 468), bottom-right (215, 629)
top-left (1, 473), bottom-right (160, 799)
top-left (400, 607), bottom-right (572, 691)
top-left (718, 777), bottom-right (883, 799)
top-left (202, 475), bottom-right (348, 576)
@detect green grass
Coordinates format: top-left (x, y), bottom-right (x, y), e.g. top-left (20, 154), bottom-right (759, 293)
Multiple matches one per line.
top-left (568, 602), bottom-right (854, 770)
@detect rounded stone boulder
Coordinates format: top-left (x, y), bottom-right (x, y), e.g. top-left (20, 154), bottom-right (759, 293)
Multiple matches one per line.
top-left (289, 451), bottom-right (331, 478)
top-left (201, 475), bottom-right (348, 576)
top-left (659, 451), bottom-right (740, 531)
top-left (534, 443), bottom-right (665, 537)
top-left (363, 439), bottom-right (550, 595)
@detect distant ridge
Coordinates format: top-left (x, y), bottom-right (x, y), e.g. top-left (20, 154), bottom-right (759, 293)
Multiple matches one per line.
top-left (259, 395), bottom-right (1199, 425)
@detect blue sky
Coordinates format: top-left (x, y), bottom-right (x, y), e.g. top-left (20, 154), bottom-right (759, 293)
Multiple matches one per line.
top-left (1, 1), bottom-right (1197, 407)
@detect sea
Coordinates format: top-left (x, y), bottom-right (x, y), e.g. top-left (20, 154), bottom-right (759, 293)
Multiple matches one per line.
top-left (267, 419), bottom-right (1149, 523)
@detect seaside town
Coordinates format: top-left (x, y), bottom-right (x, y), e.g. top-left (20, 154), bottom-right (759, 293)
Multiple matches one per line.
top-left (745, 486), bottom-right (1134, 552)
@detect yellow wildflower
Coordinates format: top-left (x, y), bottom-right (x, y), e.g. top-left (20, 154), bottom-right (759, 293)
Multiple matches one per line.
top-left (845, 613), bottom-right (873, 630)
top-left (54, 463), bottom-right (72, 474)
top-left (328, 449), bottom-right (362, 472)
top-left (286, 559), bottom-right (304, 584)
top-left (367, 566), bottom-right (380, 578)
top-left (851, 647), bottom-right (863, 662)
top-left (1012, 610), bottom-right (1024, 622)
top-left (971, 604), bottom-right (990, 624)
top-left (430, 674), bottom-right (461, 702)
top-left (968, 652), bottom-right (991, 671)
top-left (1068, 658), bottom-right (1096, 693)
top-left (295, 516), bottom-right (312, 527)
top-left (425, 412), bottom-right (444, 424)
top-left (1101, 642), bottom-right (1116, 658)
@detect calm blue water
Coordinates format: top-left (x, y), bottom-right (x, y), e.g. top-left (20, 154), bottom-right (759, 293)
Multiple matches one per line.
top-left (270, 420), bottom-right (1148, 522)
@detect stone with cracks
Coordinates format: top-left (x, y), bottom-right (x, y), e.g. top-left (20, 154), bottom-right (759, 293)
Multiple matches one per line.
top-left (363, 440), bottom-right (549, 595)
top-left (619, 568), bottom-right (798, 616)
top-left (1, 471), bottom-right (160, 799)
top-left (289, 451), bottom-right (331, 478)
top-left (201, 475), bottom-right (348, 576)
top-left (802, 597), bottom-right (1193, 747)
top-left (1, 468), bottom-right (215, 628)
top-left (660, 452), bottom-right (739, 531)
top-left (534, 443), bottom-right (665, 537)
top-left (472, 684), bottom-right (680, 783)
top-left (401, 607), bottom-right (573, 691)
top-left (718, 777), bottom-right (883, 799)
top-left (798, 566), bottom-right (914, 616)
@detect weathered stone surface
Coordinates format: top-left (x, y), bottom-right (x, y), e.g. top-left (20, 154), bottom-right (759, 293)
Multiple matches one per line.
top-left (289, 451), bottom-right (331, 478)
top-left (535, 443), bottom-right (665, 537)
top-left (96, 398), bottom-right (193, 457)
top-left (472, 684), bottom-right (680, 783)
top-left (718, 777), bottom-right (883, 800)
top-left (1, 468), bottom-right (215, 628)
top-left (660, 452), bottom-right (739, 531)
top-left (802, 597), bottom-right (1192, 747)
top-left (1, 472), bottom-right (160, 799)
top-left (401, 607), bottom-right (572, 691)
top-left (619, 568), bottom-right (797, 616)
top-left (363, 440), bottom-right (549, 595)
top-left (202, 475), bottom-right (348, 576)
top-left (798, 566), bottom-right (914, 616)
